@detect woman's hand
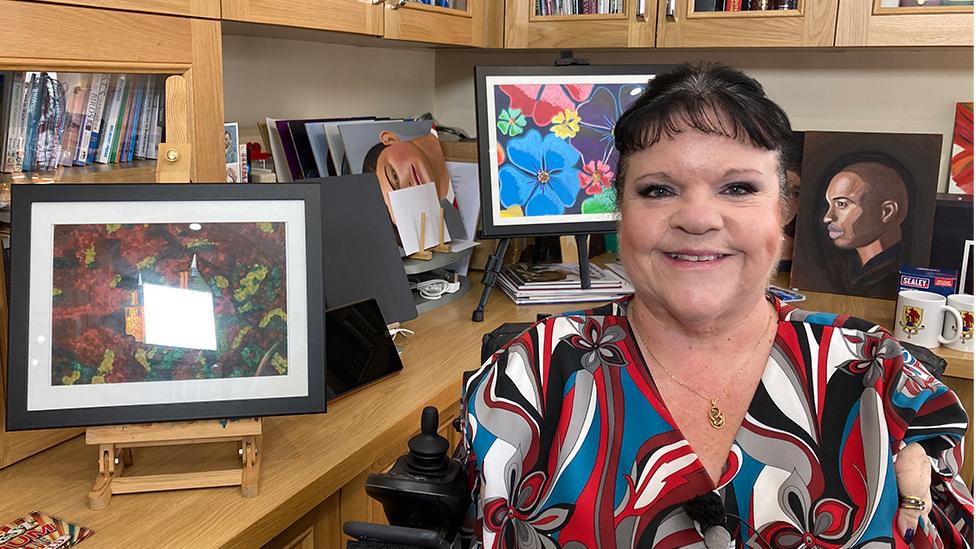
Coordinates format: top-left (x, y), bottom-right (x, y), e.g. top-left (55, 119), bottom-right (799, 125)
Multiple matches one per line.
top-left (894, 442), bottom-right (932, 544)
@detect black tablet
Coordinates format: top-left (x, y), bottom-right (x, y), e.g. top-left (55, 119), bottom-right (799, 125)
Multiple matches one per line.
top-left (325, 298), bottom-right (403, 401)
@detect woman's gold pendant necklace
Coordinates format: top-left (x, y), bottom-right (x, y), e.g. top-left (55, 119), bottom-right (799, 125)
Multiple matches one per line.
top-left (636, 310), bottom-right (774, 430)
top-left (708, 400), bottom-right (726, 429)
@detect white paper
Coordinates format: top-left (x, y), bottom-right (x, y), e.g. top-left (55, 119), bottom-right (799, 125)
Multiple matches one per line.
top-left (447, 161), bottom-right (482, 275)
top-left (388, 183), bottom-right (450, 256)
top-left (265, 117), bottom-right (292, 183)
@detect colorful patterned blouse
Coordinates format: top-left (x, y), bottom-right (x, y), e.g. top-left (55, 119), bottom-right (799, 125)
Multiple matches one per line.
top-left (461, 296), bottom-right (974, 548)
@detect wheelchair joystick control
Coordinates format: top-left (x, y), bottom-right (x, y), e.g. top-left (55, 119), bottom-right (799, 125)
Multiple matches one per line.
top-left (406, 407), bottom-right (450, 475)
top-left (364, 406), bottom-right (469, 543)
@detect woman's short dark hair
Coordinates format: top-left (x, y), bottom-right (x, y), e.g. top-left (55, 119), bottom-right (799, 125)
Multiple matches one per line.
top-left (613, 62), bottom-right (793, 202)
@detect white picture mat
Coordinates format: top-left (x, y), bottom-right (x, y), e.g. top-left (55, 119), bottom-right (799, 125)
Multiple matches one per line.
top-left (388, 183), bottom-right (450, 256)
top-left (26, 199), bottom-right (310, 411)
top-left (485, 74), bottom-right (654, 227)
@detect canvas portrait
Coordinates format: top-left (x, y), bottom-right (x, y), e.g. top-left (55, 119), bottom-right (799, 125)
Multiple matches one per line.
top-left (790, 132), bottom-right (942, 299)
top-left (338, 120), bottom-right (465, 241)
top-left (7, 183), bottom-right (325, 430)
top-left (778, 132), bottom-right (805, 271)
top-left (949, 102), bottom-right (973, 195)
top-left (475, 65), bottom-right (669, 238)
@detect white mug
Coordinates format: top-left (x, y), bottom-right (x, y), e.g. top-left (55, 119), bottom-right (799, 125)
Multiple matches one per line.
top-left (894, 290), bottom-right (964, 349)
top-left (942, 294), bottom-right (974, 353)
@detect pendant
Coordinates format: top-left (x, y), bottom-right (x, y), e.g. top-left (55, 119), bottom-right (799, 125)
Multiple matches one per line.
top-left (708, 399), bottom-right (726, 429)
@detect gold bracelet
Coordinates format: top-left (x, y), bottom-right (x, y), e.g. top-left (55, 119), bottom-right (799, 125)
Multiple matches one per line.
top-left (899, 495), bottom-right (926, 510)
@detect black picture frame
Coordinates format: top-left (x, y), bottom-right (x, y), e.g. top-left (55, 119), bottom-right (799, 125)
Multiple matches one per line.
top-left (7, 183), bottom-right (325, 430)
top-left (474, 64), bottom-right (672, 239)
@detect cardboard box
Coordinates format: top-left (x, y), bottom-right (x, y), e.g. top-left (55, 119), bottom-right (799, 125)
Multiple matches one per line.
top-left (899, 265), bottom-right (959, 297)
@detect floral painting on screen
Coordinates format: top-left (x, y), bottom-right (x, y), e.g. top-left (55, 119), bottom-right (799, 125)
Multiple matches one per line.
top-left (492, 82), bottom-right (646, 219)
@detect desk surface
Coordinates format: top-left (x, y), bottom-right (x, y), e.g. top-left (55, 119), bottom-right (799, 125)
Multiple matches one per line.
top-left (0, 275), bottom-right (971, 548)
top-left (0, 282), bottom-right (558, 548)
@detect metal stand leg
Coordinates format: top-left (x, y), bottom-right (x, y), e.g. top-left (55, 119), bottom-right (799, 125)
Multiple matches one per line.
top-left (575, 234), bottom-right (591, 290)
top-left (471, 238), bottom-right (510, 322)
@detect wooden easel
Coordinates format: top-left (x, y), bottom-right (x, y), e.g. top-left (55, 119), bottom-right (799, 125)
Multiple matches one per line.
top-left (155, 74), bottom-right (192, 183)
top-left (407, 208), bottom-right (451, 261)
top-left (86, 417), bottom-right (262, 510)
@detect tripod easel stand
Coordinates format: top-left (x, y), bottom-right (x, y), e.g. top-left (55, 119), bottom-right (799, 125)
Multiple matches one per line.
top-left (86, 417), bottom-right (262, 509)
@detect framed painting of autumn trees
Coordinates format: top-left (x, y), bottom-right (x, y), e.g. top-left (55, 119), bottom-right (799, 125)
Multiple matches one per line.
top-left (474, 65), bottom-right (669, 238)
top-left (6, 183), bottom-right (325, 430)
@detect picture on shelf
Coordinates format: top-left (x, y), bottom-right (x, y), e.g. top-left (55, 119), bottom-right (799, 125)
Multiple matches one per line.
top-left (789, 131), bottom-right (942, 299)
top-left (6, 183), bottom-right (325, 430)
top-left (224, 122), bottom-right (240, 183)
top-left (779, 131), bottom-right (805, 270)
top-left (948, 102), bottom-right (973, 195)
top-left (50, 221), bottom-right (288, 385)
top-left (339, 120), bottom-right (465, 240)
top-left (475, 65), bottom-right (671, 238)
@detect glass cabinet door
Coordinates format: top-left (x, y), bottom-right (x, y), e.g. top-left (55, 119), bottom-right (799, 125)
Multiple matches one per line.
top-left (836, 0), bottom-right (973, 46)
top-left (222, 0), bottom-right (385, 37)
top-left (657, 0), bottom-right (837, 47)
top-left (383, 0), bottom-right (488, 46)
top-left (505, 0), bottom-right (656, 48)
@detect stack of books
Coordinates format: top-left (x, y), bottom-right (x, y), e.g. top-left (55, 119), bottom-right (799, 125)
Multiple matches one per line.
top-left (498, 262), bottom-right (633, 305)
top-left (536, 0), bottom-right (622, 16)
top-left (0, 71), bottom-right (166, 174)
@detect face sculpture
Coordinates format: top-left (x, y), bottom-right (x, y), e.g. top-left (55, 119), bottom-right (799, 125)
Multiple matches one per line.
top-left (822, 161), bottom-right (908, 264)
top-left (617, 124), bottom-right (784, 324)
top-left (365, 131), bottom-right (450, 221)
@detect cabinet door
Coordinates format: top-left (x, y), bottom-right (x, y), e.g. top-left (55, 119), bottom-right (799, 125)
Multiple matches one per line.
top-left (0, 1), bottom-right (224, 182)
top-left (656, 0), bottom-right (836, 47)
top-left (836, 0), bottom-right (972, 46)
top-left (16, 0), bottom-right (219, 18)
top-left (505, 0), bottom-right (655, 48)
top-left (382, 0), bottom-right (486, 47)
top-left (222, 0), bottom-right (384, 36)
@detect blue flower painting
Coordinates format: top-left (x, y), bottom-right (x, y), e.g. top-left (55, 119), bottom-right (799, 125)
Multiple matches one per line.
top-left (492, 82), bottom-right (646, 219)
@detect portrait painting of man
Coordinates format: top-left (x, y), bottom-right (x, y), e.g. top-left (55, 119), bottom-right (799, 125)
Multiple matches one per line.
top-left (790, 132), bottom-right (941, 299)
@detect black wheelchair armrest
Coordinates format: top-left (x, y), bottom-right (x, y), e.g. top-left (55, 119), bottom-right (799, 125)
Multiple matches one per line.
top-left (344, 521), bottom-right (452, 549)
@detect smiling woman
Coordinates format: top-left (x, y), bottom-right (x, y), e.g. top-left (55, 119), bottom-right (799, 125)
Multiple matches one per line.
top-left (460, 63), bottom-right (973, 548)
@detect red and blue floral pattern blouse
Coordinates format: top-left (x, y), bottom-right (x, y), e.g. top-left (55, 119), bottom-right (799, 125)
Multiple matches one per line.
top-left (461, 297), bottom-right (973, 548)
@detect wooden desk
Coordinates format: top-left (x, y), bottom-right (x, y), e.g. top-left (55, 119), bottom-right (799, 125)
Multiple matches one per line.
top-left (0, 279), bottom-right (971, 548)
top-left (0, 282), bottom-right (558, 548)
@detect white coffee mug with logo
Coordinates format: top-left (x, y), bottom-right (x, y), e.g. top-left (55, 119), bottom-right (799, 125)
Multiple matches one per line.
top-left (942, 294), bottom-right (974, 353)
top-left (894, 290), bottom-right (964, 349)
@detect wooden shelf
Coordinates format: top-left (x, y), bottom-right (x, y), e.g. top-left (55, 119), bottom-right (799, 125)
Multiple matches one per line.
top-left (0, 160), bottom-right (156, 185)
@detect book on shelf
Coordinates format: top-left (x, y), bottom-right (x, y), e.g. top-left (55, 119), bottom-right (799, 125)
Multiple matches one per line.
top-left (59, 73), bottom-right (89, 167)
top-left (0, 71), bottom-right (166, 174)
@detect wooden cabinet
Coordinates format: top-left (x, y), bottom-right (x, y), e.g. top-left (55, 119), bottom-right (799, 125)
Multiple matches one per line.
top-left (383, 0), bottom-right (488, 47)
top-left (0, 2), bottom-right (223, 180)
top-left (656, 0), bottom-right (837, 47)
top-left (16, 0), bottom-right (220, 18)
top-left (221, 0), bottom-right (385, 36)
top-left (836, 0), bottom-right (973, 47)
top-left (222, 0), bottom-right (489, 47)
top-left (504, 0), bottom-right (655, 48)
